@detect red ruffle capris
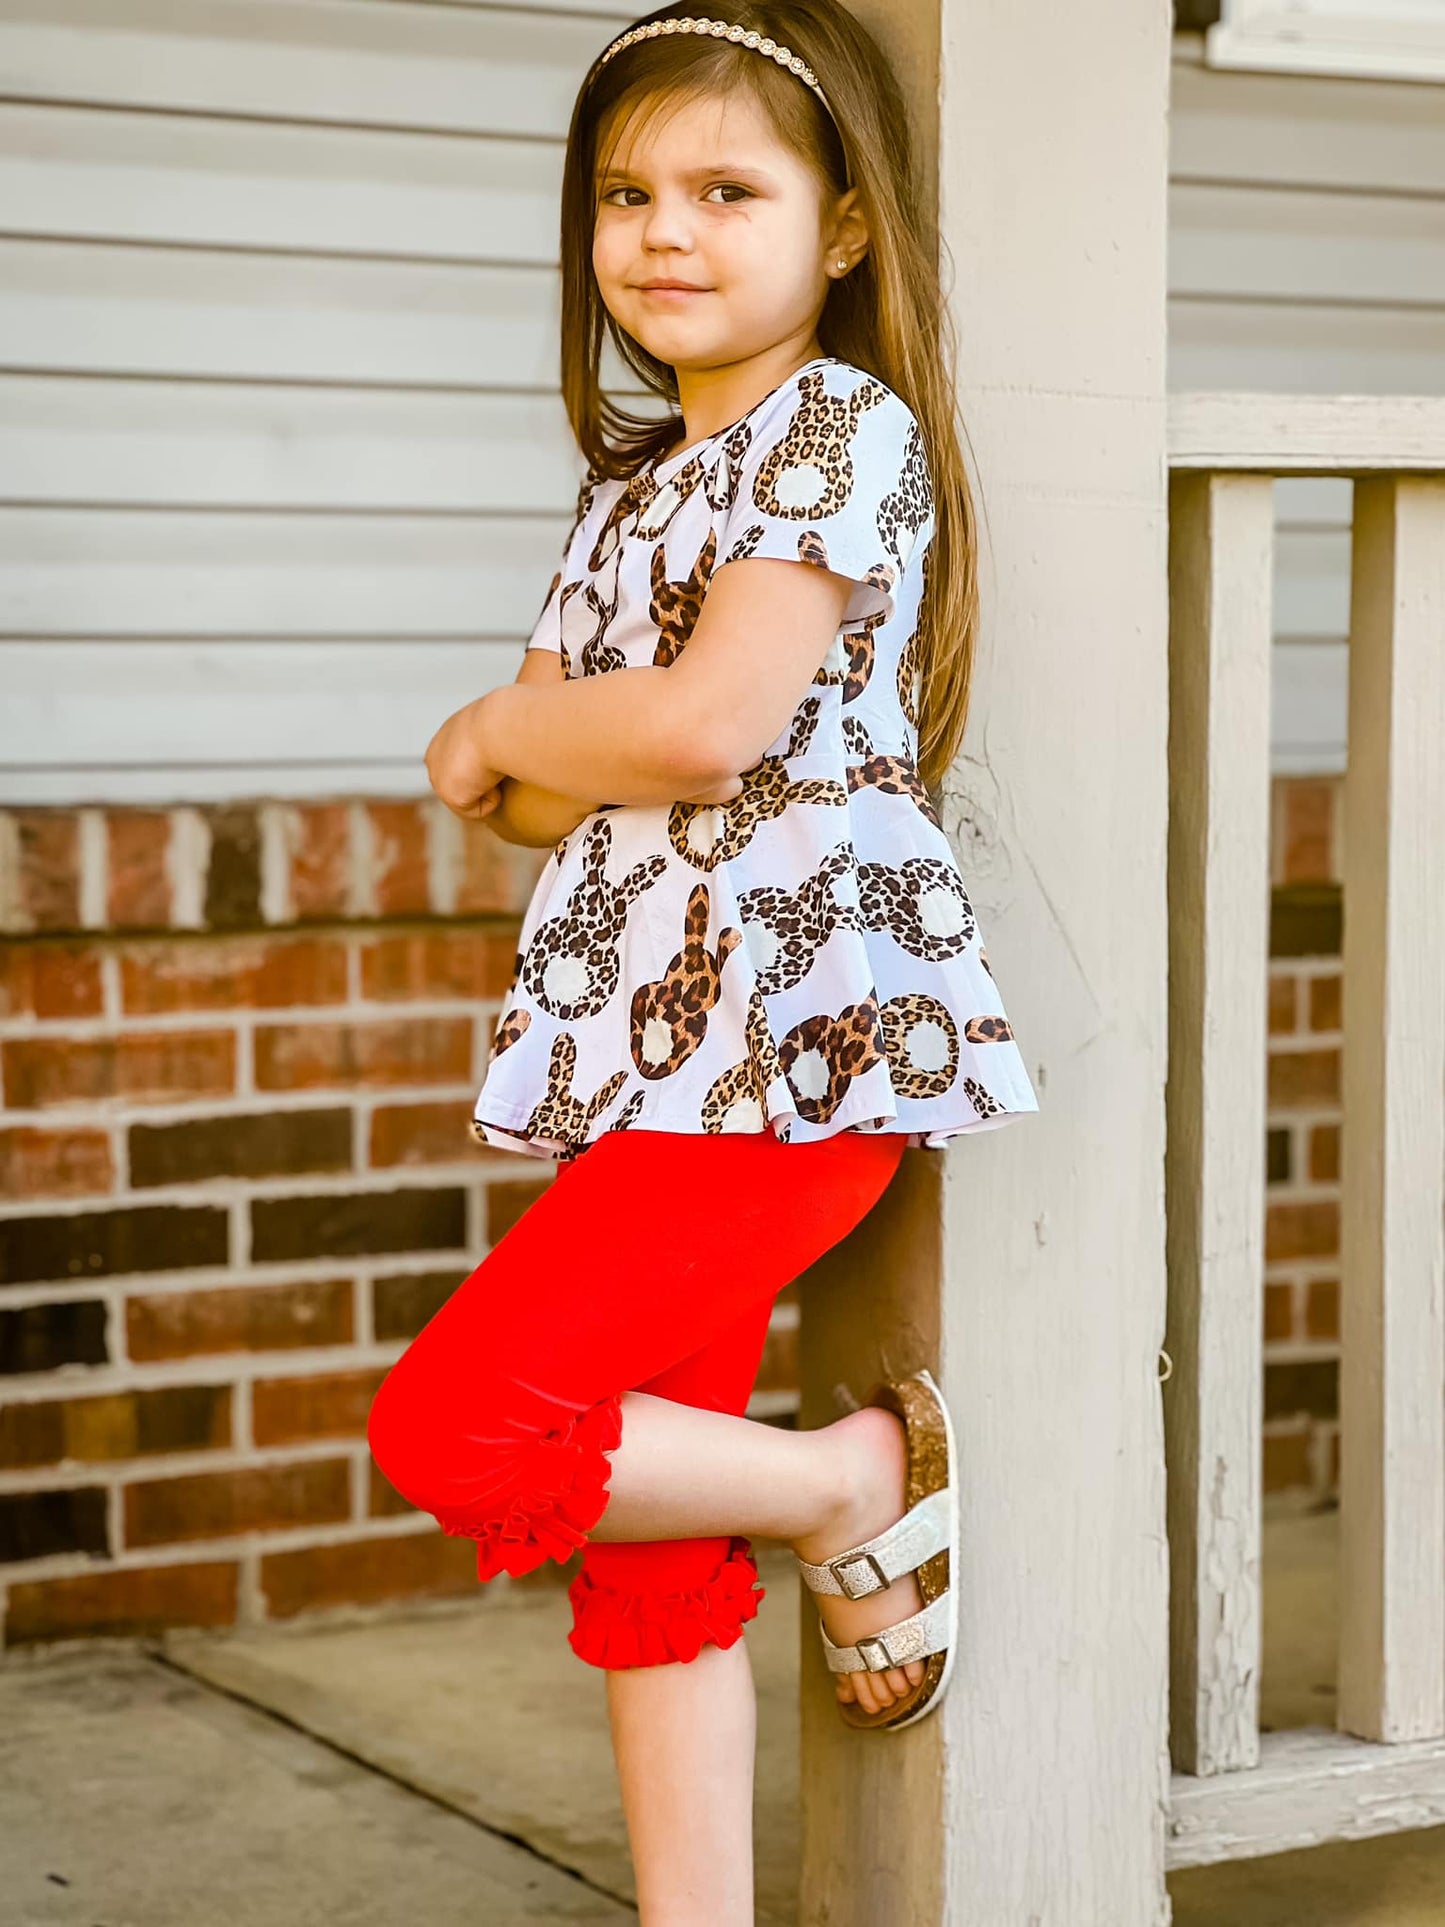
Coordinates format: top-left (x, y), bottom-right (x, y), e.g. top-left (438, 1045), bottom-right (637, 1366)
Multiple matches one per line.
top-left (365, 1125), bottom-right (906, 1670)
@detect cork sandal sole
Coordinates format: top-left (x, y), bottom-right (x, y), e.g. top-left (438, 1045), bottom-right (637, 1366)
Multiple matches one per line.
top-left (795, 1367), bottom-right (958, 1734)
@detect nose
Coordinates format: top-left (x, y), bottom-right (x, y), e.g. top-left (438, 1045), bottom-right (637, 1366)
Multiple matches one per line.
top-left (638, 189), bottom-right (695, 255)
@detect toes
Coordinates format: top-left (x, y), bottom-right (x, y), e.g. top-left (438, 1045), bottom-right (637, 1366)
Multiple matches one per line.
top-left (835, 1661), bottom-right (928, 1713)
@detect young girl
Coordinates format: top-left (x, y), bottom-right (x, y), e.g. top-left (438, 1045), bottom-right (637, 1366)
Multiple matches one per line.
top-left (367, 2), bottom-right (1038, 1913)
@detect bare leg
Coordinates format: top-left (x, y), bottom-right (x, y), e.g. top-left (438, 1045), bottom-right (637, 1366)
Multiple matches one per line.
top-left (607, 1635), bottom-right (758, 1927)
top-left (591, 1393), bottom-right (924, 1924)
top-left (591, 1389), bottom-right (927, 1714)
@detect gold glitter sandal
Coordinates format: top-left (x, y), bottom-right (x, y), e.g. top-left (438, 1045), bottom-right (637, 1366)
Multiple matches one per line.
top-left (794, 1367), bottom-right (958, 1733)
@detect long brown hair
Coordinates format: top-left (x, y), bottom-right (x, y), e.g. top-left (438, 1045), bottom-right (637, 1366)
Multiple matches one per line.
top-left (557, 1), bottom-right (981, 792)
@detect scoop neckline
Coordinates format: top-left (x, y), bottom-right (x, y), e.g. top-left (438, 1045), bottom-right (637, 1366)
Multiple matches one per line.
top-left (651, 354), bottom-right (837, 481)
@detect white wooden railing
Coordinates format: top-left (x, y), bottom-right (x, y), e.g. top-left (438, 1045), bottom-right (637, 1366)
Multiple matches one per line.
top-left (1164, 395), bottom-right (1445, 1865)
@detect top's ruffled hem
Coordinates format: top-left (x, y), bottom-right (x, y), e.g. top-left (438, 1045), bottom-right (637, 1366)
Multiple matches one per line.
top-left (471, 1082), bottom-right (1039, 1163)
top-left (474, 777), bottom-right (1040, 1163)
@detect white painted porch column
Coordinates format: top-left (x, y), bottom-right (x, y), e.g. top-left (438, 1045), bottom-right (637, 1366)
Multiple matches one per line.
top-left (798, 3), bottom-right (1174, 1921)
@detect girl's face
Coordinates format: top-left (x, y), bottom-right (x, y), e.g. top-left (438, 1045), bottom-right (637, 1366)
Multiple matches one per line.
top-left (592, 88), bottom-right (858, 376)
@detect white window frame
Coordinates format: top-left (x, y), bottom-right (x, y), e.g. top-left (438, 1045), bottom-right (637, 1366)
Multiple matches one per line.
top-left (1205, 0), bottom-right (1445, 81)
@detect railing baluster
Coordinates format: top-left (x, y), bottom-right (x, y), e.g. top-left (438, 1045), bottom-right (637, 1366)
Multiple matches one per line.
top-left (1165, 469), bottom-right (1275, 1775)
top-left (1164, 408), bottom-right (1445, 1860)
top-left (1337, 475), bottom-right (1445, 1744)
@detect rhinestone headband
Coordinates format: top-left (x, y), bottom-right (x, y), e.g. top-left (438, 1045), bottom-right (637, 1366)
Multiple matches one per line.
top-left (593, 17), bottom-right (850, 181)
top-left (597, 17), bottom-right (833, 115)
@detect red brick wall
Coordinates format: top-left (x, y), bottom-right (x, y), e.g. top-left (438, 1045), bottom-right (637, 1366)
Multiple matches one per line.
top-left (0, 798), bottom-right (803, 1647)
top-left (1264, 776), bottom-right (1344, 1498)
top-left (0, 778), bottom-right (1336, 1646)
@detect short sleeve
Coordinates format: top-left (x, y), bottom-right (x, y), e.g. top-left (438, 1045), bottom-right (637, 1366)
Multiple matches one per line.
top-left (716, 367), bottom-right (934, 628)
top-left (524, 565), bottom-right (567, 655)
top-left (523, 468), bottom-right (599, 656)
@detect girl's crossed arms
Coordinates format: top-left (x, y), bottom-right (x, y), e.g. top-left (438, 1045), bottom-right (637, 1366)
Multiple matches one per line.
top-left (424, 547), bottom-right (855, 841)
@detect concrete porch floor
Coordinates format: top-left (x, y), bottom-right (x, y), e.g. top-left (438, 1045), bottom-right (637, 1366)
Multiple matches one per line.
top-left (3, 1499), bottom-right (1444, 1924)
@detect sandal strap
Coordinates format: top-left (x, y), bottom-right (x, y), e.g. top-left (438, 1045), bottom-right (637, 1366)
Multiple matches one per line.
top-left (817, 1587), bottom-right (953, 1674)
top-left (794, 1486), bottom-right (951, 1599)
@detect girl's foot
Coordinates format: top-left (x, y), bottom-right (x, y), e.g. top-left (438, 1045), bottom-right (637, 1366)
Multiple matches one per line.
top-left (790, 1406), bottom-right (927, 1715)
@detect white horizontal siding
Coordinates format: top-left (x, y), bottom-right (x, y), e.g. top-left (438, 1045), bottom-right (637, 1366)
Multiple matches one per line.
top-left (0, 508), bottom-right (571, 634)
top-left (0, 240), bottom-right (560, 385)
top-left (1170, 50), bottom-right (1445, 190)
top-left (1168, 301), bottom-right (1445, 395)
top-left (0, 0), bottom-right (636, 804)
top-left (0, 0), bottom-right (612, 131)
top-left (0, 13), bottom-right (1438, 802)
top-left (1169, 38), bottom-right (1445, 776)
top-left (2, 640), bottom-right (521, 798)
top-left (0, 378), bottom-right (585, 509)
top-left (0, 101), bottom-right (561, 263)
top-left (1271, 479), bottom-right (1351, 772)
top-left (1171, 180), bottom-right (1445, 307)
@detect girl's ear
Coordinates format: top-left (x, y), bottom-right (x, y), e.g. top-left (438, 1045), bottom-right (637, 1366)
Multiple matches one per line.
top-left (827, 186), bottom-right (870, 266)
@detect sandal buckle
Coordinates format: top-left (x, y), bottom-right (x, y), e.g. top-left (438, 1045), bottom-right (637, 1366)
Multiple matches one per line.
top-left (829, 1550), bottom-right (888, 1598)
top-left (855, 1633), bottom-right (895, 1672)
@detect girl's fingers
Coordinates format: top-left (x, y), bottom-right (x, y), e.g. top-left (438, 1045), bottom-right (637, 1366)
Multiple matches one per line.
top-left (447, 792), bottom-right (498, 822)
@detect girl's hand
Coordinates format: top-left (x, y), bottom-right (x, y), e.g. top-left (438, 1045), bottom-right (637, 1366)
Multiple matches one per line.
top-left (425, 699), bottom-right (506, 821)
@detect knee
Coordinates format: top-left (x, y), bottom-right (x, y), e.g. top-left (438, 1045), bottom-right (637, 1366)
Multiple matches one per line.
top-left (365, 1365), bottom-right (407, 1489)
top-left (366, 1359), bottom-right (446, 1513)
top-left (366, 1356), bottom-right (561, 1522)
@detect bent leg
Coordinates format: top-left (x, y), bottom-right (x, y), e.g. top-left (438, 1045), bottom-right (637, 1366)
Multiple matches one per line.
top-left (366, 1127), bottom-right (904, 1586)
top-left (566, 1292), bottom-right (776, 1670)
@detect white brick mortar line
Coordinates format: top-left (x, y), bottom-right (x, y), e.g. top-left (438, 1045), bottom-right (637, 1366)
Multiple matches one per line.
top-left (427, 800), bottom-right (460, 917)
top-left (258, 804), bottom-right (293, 927)
top-left (77, 810), bottom-right (107, 930)
top-left (168, 809), bottom-right (211, 930)
top-left (0, 1517), bottom-right (441, 1589)
top-left (99, 950), bottom-right (122, 1023)
top-left (0, 1354), bottom-right (405, 1413)
top-left (349, 801), bottom-right (376, 920)
top-left (0, 815), bottom-right (25, 931)
top-left (0, 1166), bottom-right (496, 1230)
top-left (0, 1082), bottom-right (481, 1128)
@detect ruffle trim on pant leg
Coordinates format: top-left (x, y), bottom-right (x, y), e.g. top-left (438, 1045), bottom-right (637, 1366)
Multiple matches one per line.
top-left (566, 1535), bottom-right (766, 1670)
top-left (434, 1391), bottom-right (624, 1583)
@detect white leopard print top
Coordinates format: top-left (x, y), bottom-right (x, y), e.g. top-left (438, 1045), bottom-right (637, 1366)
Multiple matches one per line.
top-left (472, 355), bottom-right (1039, 1162)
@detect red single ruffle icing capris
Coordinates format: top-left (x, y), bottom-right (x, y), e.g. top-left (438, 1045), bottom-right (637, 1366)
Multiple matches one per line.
top-left (365, 1126), bottom-right (906, 1670)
